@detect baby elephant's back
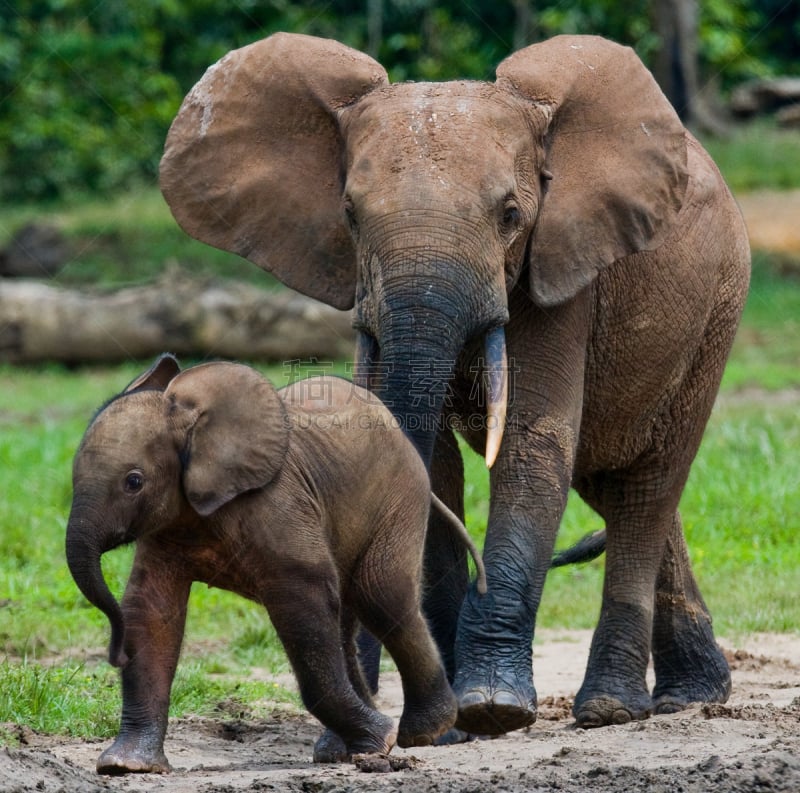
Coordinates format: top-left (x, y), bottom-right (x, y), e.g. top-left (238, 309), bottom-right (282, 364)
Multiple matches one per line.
top-left (279, 376), bottom-right (429, 541)
top-left (279, 375), bottom-right (423, 478)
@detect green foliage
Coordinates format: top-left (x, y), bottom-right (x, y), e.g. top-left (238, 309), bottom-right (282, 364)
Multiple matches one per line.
top-left (0, 0), bottom-right (796, 202)
top-left (0, 3), bottom-right (183, 201)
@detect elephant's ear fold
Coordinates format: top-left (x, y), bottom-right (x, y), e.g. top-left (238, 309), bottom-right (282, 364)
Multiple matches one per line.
top-left (124, 354), bottom-right (180, 394)
top-left (165, 363), bottom-right (290, 516)
top-left (159, 33), bottom-right (388, 311)
top-left (496, 35), bottom-right (689, 307)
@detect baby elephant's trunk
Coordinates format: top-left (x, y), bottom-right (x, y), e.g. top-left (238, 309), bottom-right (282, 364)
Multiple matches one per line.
top-left (65, 511), bottom-right (129, 668)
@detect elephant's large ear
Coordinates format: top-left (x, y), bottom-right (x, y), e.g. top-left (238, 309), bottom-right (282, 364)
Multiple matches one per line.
top-left (159, 33), bottom-right (388, 310)
top-left (496, 35), bottom-right (688, 306)
top-left (165, 363), bottom-right (290, 516)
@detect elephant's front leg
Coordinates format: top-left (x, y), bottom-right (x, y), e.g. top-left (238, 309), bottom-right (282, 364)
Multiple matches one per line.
top-left (452, 302), bottom-right (586, 736)
top-left (453, 427), bottom-right (573, 735)
top-left (97, 552), bottom-right (191, 775)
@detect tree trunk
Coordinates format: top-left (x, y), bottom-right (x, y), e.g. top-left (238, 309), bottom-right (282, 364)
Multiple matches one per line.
top-left (0, 272), bottom-right (355, 364)
top-left (367, 0), bottom-right (383, 57)
top-left (512, 0), bottom-right (534, 51)
top-left (652, 0), bottom-right (729, 136)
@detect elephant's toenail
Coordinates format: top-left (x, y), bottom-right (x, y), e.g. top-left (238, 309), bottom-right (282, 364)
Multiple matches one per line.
top-left (491, 690), bottom-right (523, 708)
top-left (459, 691), bottom-right (489, 708)
top-left (575, 711), bottom-right (603, 728)
top-left (611, 709), bottom-right (632, 724)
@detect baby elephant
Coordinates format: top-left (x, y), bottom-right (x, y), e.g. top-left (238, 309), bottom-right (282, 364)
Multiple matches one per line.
top-left (66, 354), bottom-right (484, 774)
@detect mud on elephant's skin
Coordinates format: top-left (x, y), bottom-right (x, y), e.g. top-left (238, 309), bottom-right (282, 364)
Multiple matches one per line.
top-left (160, 34), bottom-right (750, 734)
top-left (65, 355), bottom-right (487, 774)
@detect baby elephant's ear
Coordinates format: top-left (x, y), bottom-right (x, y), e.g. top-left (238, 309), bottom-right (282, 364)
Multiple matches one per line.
top-left (165, 363), bottom-right (290, 516)
top-left (124, 354), bottom-right (180, 394)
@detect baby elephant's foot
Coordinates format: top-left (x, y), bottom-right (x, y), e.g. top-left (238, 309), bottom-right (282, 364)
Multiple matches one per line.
top-left (313, 729), bottom-right (348, 763)
top-left (397, 691), bottom-right (458, 748)
top-left (313, 715), bottom-right (397, 763)
top-left (96, 735), bottom-right (170, 775)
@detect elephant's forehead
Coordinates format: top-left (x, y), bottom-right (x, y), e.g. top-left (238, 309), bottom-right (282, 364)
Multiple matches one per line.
top-left (344, 81), bottom-right (528, 146)
top-left (341, 82), bottom-right (532, 198)
top-left (78, 393), bottom-right (164, 466)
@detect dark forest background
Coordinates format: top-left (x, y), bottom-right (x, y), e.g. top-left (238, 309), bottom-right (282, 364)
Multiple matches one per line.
top-left (1, 0), bottom-right (798, 203)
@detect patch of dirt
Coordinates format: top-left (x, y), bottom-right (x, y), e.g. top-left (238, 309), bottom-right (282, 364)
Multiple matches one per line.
top-left (2, 630), bottom-right (799, 792)
top-left (737, 189), bottom-right (800, 257)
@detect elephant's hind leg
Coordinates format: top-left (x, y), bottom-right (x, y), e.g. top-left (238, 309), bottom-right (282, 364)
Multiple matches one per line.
top-left (350, 546), bottom-right (457, 747)
top-left (266, 571), bottom-right (396, 762)
top-left (651, 513), bottom-right (731, 713)
top-left (572, 474), bottom-right (672, 728)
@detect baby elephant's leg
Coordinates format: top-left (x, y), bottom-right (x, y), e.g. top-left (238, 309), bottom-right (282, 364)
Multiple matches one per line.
top-left (265, 569), bottom-right (396, 762)
top-left (352, 533), bottom-right (458, 747)
top-left (97, 554), bottom-right (191, 774)
top-left (311, 611), bottom-right (378, 762)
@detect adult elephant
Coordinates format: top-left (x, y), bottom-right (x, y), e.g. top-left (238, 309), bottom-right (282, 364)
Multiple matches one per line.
top-left (160, 33), bottom-right (750, 734)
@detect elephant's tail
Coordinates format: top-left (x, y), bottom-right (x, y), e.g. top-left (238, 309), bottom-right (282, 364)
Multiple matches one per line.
top-left (550, 530), bottom-right (606, 568)
top-left (430, 494), bottom-right (488, 595)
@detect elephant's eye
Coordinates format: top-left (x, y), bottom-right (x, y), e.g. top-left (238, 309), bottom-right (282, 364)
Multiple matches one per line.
top-left (124, 470), bottom-right (144, 494)
top-left (343, 195), bottom-right (358, 232)
top-left (500, 199), bottom-right (521, 232)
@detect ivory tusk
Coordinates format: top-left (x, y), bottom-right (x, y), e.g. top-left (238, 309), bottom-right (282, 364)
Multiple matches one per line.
top-left (484, 326), bottom-right (508, 468)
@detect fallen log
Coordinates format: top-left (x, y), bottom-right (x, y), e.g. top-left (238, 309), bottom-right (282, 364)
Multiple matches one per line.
top-left (0, 272), bottom-right (356, 364)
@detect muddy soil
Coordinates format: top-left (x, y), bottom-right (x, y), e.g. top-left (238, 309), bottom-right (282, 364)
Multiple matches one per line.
top-left (3, 630), bottom-right (799, 793)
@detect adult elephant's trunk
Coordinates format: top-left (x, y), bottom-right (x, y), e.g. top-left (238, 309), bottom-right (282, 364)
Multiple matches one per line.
top-left (65, 508), bottom-right (129, 668)
top-left (358, 281), bottom-right (508, 468)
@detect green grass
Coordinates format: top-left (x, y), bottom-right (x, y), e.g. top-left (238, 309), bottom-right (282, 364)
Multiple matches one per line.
top-left (721, 255), bottom-right (800, 391)
top-left (701, 120), bottom-right (800, 193)
top-left (0, 187), bottom-right (278, 289)
top-left (0, 657), bottom-right (300, 742)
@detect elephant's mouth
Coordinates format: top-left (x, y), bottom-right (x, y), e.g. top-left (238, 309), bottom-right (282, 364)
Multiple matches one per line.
top-left (354, 324), bottom-right (508, 467)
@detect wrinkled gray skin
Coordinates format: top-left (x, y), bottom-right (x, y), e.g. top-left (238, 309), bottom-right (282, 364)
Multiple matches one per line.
top-left (159, 34), bottom-right (751, 735)
top-left (66, 356), bottom-right (484, 773)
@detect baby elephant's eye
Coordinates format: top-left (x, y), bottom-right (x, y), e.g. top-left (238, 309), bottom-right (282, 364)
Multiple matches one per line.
top-left (124, 470), bottom-right (144, 494)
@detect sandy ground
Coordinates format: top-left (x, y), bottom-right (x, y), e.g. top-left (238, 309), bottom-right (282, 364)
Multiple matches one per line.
top-left (2, 629), bottom-right (799, 793)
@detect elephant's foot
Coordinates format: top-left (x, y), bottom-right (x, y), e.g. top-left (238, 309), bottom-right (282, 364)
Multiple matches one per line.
top-left (313, 715), bottom-right (397, 764)
top-left (452, 658), bottom-right (537, 736)
top-left (652, 601), bottom-right (731, 714)
top-left (96, 735), bottom-right (170, 775)
top-left (652, 647), bottom-right (731, 714)
top-left (572, 692), bottom-right (652, 728)
top-left (454, 685), bottom-right (536, 735)
top-left (452, 589), bottom-right (537, 735)
top-left (313, 729), bottom-right (348, 763)
top-left (397, 690), bottom-right (458, 748)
